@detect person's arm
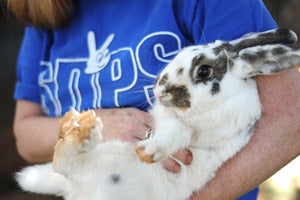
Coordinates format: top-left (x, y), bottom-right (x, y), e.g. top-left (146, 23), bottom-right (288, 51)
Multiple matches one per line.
top-left (13, 100), bottom-right (153, 164)
top-left (190, 68), bottom-right (300, 199)
top-left (13, 100), bottom-right (60, 163)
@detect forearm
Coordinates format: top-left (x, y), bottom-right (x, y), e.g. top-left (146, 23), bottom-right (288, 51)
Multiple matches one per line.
top-left (13, 101), bottom-right (60, 163)
top-left (191, 118), bottom-right (300, 199)
top-left (14, 117), bottom-right (60, 163)
top-left (191, 68), bottom-right (300, 199)
top-left (13, 101), bottom-right (152, 163)
top-left (14, 115), bottom-right (60, 164)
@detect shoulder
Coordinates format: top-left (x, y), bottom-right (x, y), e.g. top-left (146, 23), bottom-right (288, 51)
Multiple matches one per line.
top-left (172, 0), bottom-right (277, 43)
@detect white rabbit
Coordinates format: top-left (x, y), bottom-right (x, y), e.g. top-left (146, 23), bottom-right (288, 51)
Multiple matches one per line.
top-left (16, 28), bottom-right (300, 200)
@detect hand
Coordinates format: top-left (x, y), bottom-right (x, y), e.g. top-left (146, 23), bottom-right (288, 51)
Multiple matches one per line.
top-left (95, 107), bottom-right (192, 173)
top-left (163, 149), bottom-right (193, 173)
top-left (95, 108), bottom-right (153, 142)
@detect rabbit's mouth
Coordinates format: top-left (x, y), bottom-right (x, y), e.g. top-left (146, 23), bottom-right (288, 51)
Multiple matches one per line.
top-left (156, 85), bottom-right (191, 110)
top-left (158, 94), bottom-right (173, 108)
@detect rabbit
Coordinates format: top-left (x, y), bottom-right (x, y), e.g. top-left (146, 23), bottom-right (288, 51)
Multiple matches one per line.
top-left (16, 28), bottom-right (300, 200)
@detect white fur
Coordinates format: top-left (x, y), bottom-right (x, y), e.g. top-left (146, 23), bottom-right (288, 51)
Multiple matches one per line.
top-left (16, 29), bottom-right (300, 200)
top-left (16, 163), bottom-right (69, 196)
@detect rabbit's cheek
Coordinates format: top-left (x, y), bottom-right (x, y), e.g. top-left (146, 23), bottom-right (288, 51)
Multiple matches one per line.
top-left (158, 85), bottom-right (191, 109)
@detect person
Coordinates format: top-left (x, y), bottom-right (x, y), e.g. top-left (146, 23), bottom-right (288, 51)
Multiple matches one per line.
top-left (9, 0), bottom-right (300, 199)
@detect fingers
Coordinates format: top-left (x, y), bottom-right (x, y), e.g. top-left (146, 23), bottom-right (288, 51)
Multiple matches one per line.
top-left (125, 108), bottom-right (153, 141)
top-left (173, 149), bottom-right (193, 165)
top-left (163, 158), bottom-right (181, 173)
top-left (94, 108), bottom-right (153, 142)
top-left (163, 149), bottom-right (193, 173)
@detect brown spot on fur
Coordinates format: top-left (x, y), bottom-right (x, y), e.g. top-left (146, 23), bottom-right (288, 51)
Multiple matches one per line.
top-left (165, 85), bottom-right (191, 108)
top-left (58, 109), bottom-right (97, 143)
top-left (53, 109), bottom-right (98, 173)
top-left (135, 146), bottom-right (155, 163)
top-left (158, 74), bottom-right (168, 86)
top-left (241, 50), bottom-right (267, 64)
top-left (271, 46), bottom-right (288, 55)
top-left (58, 110), bottom-right (76, 138)
top-left (213, 43), bottom-right (235, 55)
top-left (176, 68), bottom-right (184, 75)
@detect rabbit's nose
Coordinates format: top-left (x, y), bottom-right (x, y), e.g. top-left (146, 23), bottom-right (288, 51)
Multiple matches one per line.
top-left (160, 92), bottom-right (173, 101)
top-left (157, 92), bottom-right (173, 107)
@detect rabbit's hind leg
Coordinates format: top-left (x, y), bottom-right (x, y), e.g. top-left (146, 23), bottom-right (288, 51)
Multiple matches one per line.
top-left (59, 109), bottom-right (99, 143)
top-left (53, 109), bottom-right (103, 174)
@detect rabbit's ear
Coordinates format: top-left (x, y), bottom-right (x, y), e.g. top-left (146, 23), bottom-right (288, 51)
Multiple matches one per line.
top-left (233, 44), bottom-right (300, 78)
top-left (230, 28), bottom-right (297, 52)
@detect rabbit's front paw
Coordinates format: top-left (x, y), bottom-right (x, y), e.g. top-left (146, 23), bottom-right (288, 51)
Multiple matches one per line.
top-left (135, 139), bottom-right (169, 163)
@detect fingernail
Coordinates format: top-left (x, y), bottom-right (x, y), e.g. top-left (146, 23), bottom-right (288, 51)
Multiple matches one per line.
top-left (185, 154), bottom-right (193, 165)
top-left (173, 164), bottom-right (181, 173)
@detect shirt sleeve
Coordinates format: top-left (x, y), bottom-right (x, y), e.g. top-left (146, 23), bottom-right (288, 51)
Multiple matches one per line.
top-left (173, 0), bottom-right (277, 44)
top-left (14, 27), bottom-right (44, 104)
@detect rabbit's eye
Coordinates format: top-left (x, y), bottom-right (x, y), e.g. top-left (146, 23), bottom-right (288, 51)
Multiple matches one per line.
top-left (193, 65), bottom-right (213, 82)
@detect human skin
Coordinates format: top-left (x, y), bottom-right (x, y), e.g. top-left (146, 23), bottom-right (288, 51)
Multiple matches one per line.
top-left (13, 104), bottom-right (153, 163)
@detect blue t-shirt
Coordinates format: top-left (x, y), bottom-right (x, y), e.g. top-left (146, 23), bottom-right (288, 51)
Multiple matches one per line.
top-left (14, 0), bottom-right (276, 198)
